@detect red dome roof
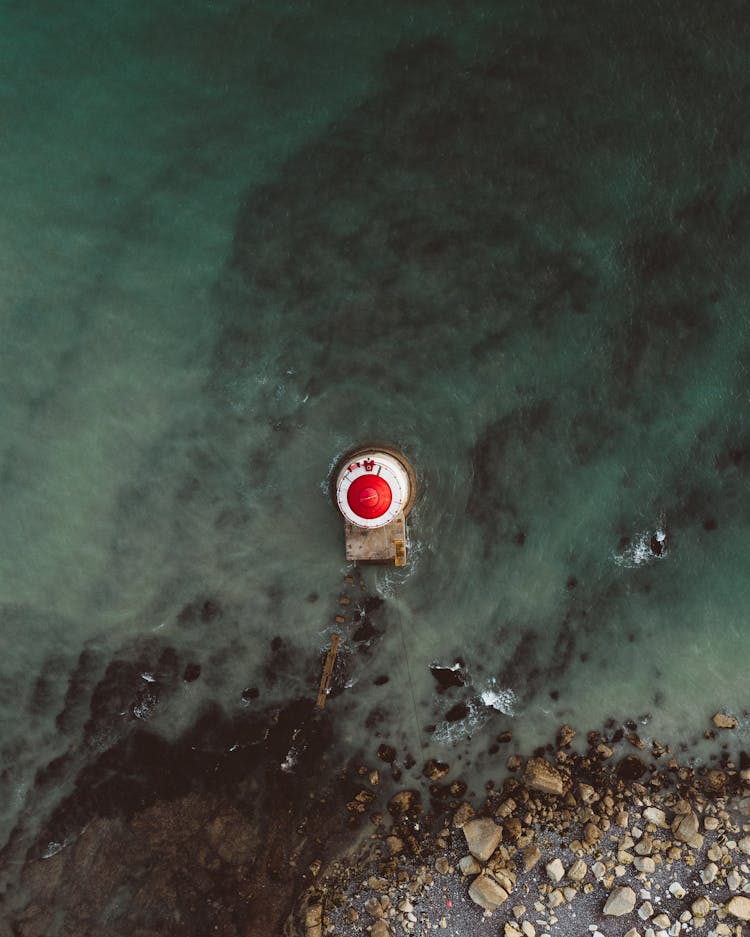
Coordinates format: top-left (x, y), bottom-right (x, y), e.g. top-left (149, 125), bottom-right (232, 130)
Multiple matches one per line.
top-left (346, 474), bottom-right (392, 520)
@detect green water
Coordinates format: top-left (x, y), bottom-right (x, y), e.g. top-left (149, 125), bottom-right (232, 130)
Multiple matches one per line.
top-left (2, 1), bottom-right (750, 924)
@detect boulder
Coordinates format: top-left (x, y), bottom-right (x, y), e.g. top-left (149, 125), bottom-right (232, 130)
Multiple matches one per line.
top-left (726, 895), bottom-right (750, 921)
top-left (642, 806), bottom-right (667, 828)
top-left (671, 810), bottom-right (699, 843)
top-left (423, 759), bottom-right (450, 781)
top-left (468, 873), bottom-right (509, 912)
top-left (603, 886), bottom-right (636, 916)
top-left (459, 855), bottom-right (481, 876)
top-left (453, 801), bottom-right (475, 827)
top-left (712, 711), bottom-right (738, 729)
top-left (616, 755), bottom-right (647, 781)
top-left (522, 845), bottom-right (541, 870)
top-left (371, 921), bottom-right (391, 937)
top-left (567, 858), bottom-right (587, 882)
top-left (435, 856), bottom-right (451, 875)
top-left (365, 897), bottom-right (384, 917)
top-left (387, 790), bottom-right (420, 816)
top-left (523, 757), bottom-right (564, 796)
top-left (386, 836), bottom-right (404, 854)
top-left (377, 744), bottom-right (397, 762)
top-left (583, 821), bottom-right (602, 846)
top-left (305, 902), bottom-right (323, 937)
top-left (492, 869), bottom-right (515, 893)
top-left (691, 896), bottom-right (710, 917)
top-left (463, 817), bottom-right (503, 862)
top-left (545, 858), bottom-right (564, 883)
top-left (503, 817), bottom-right (522, 841)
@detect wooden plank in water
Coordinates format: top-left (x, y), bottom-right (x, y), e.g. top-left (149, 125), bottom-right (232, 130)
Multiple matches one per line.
top-left (316, 634), bottom-right (340, 709)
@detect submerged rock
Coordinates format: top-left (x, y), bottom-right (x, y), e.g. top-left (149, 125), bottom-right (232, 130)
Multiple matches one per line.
top-left (377, 744), bottom-right (397, 763)
top-left (388, 790), bottom-right (421, 816)
top-left (422, 759), bottom-right (450, 781)
top-left (429, 660), bottom-right (466, 691)
top-left (712, 711), bottom-right (738, 729)
top-left (616, 755), bottom-right (647, 781)
top-left (182, 663), bottom-right (201, 682)
top-left (444, 701), bottom-right (469, 722)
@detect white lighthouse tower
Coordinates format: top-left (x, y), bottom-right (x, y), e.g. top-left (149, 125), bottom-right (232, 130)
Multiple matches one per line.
top-left (332, 445), bottom-right (416, 566)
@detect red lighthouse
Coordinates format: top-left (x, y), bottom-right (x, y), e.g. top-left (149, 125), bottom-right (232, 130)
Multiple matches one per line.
top-left (332, 446), bottom-right (416, 566)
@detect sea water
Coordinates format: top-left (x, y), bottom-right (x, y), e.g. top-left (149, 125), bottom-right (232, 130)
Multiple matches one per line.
top-left (2, 0), bottom-right (750, 905)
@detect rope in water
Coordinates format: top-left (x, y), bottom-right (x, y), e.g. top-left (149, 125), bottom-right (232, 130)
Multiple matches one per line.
top-left (392, 594), bottom-right (425, 755)
top-left (319, 563), bottom-right (424, 755)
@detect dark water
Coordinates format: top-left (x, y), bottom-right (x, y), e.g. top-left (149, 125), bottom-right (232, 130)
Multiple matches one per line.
top-left (3, 1), bottom-right (750, 932)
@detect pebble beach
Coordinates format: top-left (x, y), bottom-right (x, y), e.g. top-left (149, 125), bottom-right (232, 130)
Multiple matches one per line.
top-left (305, 716), bottom-right (750, 937)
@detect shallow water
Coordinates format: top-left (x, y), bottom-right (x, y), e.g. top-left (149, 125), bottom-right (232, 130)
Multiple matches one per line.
top-left (3, 0), bottom-right (750, 925)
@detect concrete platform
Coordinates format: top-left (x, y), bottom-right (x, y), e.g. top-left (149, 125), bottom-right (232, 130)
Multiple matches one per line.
top-left (344, 512), bottom-right (407, 566)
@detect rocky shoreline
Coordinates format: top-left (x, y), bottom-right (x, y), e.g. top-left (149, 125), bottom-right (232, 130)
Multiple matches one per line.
top-left (302, 714), bottom-right (750, 937)
top-left (6, 681), bottom-right (750, 937)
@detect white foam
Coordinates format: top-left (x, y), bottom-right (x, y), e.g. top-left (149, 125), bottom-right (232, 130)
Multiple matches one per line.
top-left (280, 747), bottom-right (298, 773)
top-left (480, 680), bottom-right (517, 715)
top-left (41, 841), bottom-right (64, 859)
top-left (613, 524), bottom-right (668, 568)
top-left (432, 682), bottom-right (516, 745)
top-left (432, 699), bottom-right (491, 744)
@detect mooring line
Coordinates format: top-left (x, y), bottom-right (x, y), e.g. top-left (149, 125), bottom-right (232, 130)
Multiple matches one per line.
top-left (393, 595), bottom-right (425, 755)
